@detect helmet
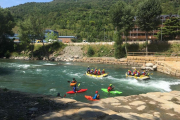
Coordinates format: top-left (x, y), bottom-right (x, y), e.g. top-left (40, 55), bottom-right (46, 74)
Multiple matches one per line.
top-left (128, 70), bottom-right (130, 71)
top-left (91, 69), bottom-right (93, 70)
top-left (95, 91), bottom-right (98, 93)
top-left (88, 66), bottom-right (89, 67)
top-left (73, 78), bottom-right (75, 80)
top-left (138, 71), bottom-right (139, 72)
top-left (109, 84), bottom-right (112, 86)
top-left (103, 69), bottom-right (104, 70)
top-left (135, 69), bottom-right (136, 70)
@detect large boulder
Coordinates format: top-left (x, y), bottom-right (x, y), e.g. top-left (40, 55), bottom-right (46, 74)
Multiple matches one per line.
top-left (146, 63), bottom-right (154, 67)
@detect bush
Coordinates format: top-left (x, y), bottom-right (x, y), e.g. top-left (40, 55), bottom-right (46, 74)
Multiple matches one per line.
top-left (87, 46), bottom-right (94, 57)
top-left (4, 50), bottom-right (10, 58)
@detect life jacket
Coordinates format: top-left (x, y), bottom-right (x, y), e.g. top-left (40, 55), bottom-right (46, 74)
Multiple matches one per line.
top-left (90, 70), bottom-right (93, 74)
top-left (142, 72), bottom-right (146, 75)
top-left (108, 86), bottom-right (113, 92)
top-left (96, 94), bottom-right (100, 99)
top-left (102, 70), bottom-right (105, 74)
top-left (72, 80), bottom-right (76, 83)
top-left (94, 70), bottom-right (97, 75)
top-left (98, 71), bottom-right (101, 75)
top-left (137, 72), bottom-right (140, 76)
top-left (128, 71), bottom-right (131, 75)
top-left (132, 72), bottom-right (136, 75)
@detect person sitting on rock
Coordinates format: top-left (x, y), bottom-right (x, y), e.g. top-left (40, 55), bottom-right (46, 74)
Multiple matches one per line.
top-left (141, 70), bottom-right (146, 75)
top-left (90, 69), bottom-right (94, 74)
top-left (71, 78), bottom-right (77, 83)
top-left (107, 84), bottom-right (114, 92)
top-left (97, 69), bottom-right (101, 75)
top-left (127, 70), bottom-right (131, 75)
top-left (87, 66), bottom-right (90, 73)
top-left (94, 69), bottom-right (97, 75)
top-left (93, 91), bottom-right (100, 99)
top-left (101, 69), bottom-right (105, 74)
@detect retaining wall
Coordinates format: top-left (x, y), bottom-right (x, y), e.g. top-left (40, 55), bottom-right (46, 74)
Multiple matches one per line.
top-left (74, 56), bottom-right (180, 77)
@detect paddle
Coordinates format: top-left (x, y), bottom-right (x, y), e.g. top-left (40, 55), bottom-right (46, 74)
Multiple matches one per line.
top-left (67, 81), bottom-right (81, 83)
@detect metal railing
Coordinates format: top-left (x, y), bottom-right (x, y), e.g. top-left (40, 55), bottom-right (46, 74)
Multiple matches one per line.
top-left (127, 52), bottom-right (176, 56)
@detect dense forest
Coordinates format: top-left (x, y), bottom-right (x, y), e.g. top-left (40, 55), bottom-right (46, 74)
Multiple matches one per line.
top-left (8, 0), bottom-right (180, 42)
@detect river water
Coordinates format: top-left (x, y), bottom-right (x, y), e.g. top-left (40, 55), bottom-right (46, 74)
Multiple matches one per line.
top-left (0, 59), bottom-right (180, 102)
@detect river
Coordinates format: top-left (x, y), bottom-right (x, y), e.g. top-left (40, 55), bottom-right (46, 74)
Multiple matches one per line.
top-left (0, 59), bottom-right (180, 102)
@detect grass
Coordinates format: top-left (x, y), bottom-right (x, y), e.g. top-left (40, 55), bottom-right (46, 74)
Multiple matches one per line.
top-left (82, 44), bottom-right (114, 57)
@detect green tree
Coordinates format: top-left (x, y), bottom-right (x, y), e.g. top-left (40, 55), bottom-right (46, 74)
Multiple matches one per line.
top-left (157, 17), bottom-right (180, 40)
top-left (0, 8), bottom-right (15, 57)
top-left (19, 8), bottom-right (45, 59)
top-left (110, 1), bottom-right (124, 58)
top-left (45, 31), bottom-right (58, 43)
top-left (114, 31), bottom-right (125, 58)
top-left (136, 0), bottom-right (162, 55)
top-left (111, 1), bottom-right (133, 58)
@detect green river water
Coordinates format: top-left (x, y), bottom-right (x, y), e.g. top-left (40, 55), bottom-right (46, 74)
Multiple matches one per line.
top-left (0, 59), bottom-right (180, 102)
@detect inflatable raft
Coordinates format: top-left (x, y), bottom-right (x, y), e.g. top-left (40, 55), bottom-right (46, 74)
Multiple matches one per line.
top-left (86, 72), bottom-right (108, 78)
top-left (126, 73), bottom-right (150, 80)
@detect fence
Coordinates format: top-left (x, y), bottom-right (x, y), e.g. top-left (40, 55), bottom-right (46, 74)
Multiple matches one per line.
top-left (127, 52), bottom-right (180, 57)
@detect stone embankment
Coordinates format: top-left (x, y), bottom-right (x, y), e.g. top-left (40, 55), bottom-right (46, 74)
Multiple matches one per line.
top-left (73, 56), bottom-right (180, 77)
top-left (36, 91), bottom-right (180, 120)
top-left (2, 88), bottom-right (180, 120)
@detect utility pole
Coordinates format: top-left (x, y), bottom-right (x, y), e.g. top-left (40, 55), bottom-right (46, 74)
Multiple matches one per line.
top-left (104, 28), bottom-right (105, 42)
top-left (161, 17), bottom-right (163, 41)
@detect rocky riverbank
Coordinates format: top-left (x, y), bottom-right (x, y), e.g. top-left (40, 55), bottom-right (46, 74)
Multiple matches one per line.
top-left (0, 88), bottom-right (180, 120)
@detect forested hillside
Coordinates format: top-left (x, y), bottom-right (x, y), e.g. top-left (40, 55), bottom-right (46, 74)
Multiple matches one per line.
top-left (8, 0), bottom-right (180, 42)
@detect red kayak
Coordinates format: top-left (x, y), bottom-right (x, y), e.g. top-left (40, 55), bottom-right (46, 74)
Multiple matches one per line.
top-left (66, 89), bottom-right (88, 94)
top-left (84, 95), bottom-right (100, 101)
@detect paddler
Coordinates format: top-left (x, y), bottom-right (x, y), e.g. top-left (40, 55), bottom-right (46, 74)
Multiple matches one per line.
top-left (94, 69), bottom-right (97, 75)
top-left (107, 84), bottom-right (114, 92)
top-left (73, 84), bottom-right (78, 93)
top-left (90, 69), bottom-right (94, 74)
top-left (131, 70), bottom-right (136, 76)
top-left (134, 69), bottom-right (137, 73)
top-left (101, 69), bottom-right (105, 74)
top-left (97, 69), bottom-right (101, 75)
top-left (93, 91), bottom-right (100, 99)
top-left (136, 71), bottom-right (140, 77)
top-left (127, 70), bottom-right (131, 75)
top-left (87, 66), bottom-right (90, 73)
top-left (141, 70), bottom-right (146, 75)
top-left (71, 78), bottom-right (77, 83)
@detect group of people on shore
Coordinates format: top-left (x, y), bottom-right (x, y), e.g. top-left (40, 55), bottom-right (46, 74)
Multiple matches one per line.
top-left (87, 66), bottom-right (105, 75)
top-left (71, 78), bottom-right (114, 100)
top-left (127, 69), bottom-right (150, 77)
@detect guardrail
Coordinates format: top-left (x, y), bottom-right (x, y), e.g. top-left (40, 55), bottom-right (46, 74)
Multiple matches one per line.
top-left (127, 52), bottom-right (177, 56)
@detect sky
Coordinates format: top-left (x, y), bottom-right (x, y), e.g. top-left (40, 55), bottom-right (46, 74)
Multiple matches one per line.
top-left (0, 0), bottom-right (53, 8)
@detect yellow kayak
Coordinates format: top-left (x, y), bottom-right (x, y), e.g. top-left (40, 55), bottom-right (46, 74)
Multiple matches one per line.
top-left (126, 73), bottom-right (150, 80)
top-left (86, 72), bottom-right (108, 78)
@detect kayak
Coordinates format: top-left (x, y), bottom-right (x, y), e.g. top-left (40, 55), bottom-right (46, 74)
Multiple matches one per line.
top-left (66, 89), bottom-right (87, 94)
top-left (84, 95), bottom-right (100, 101)
top-left (86, 72), bottom-right (108, 78)
top-left (70, 82), bottom-right (77, 86)
top-left (101, 88), bottom-right (122, 94)
top-left (125, 73), bottom-right (150, 80)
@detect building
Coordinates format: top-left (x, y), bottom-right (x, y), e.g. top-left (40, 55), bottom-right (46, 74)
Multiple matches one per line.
top-left (122, 15), bottom-right (180, 41)
top-left (44, 29), bottom-right (59, 38)
top-left (58, 36), bottom-right (76, 43)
